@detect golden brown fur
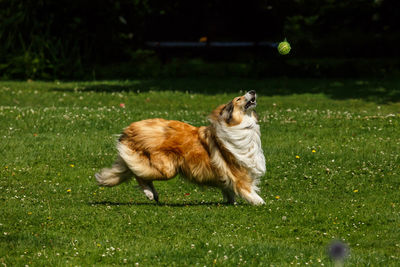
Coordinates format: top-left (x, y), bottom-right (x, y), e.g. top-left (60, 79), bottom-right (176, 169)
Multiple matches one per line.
top-left (95, 90), bottom-right (266, 205)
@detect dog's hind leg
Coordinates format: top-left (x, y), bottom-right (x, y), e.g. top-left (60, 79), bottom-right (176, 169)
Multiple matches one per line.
top-left (148, 182), bottom-right (159, 202)
top-left (95, 156), bottom-right (133, 186)
top-left (136, 178), bottom-right (159, 202)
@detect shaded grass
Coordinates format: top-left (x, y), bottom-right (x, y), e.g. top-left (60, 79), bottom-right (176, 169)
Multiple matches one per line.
top-left (0, 78), bottom-right (399, 266)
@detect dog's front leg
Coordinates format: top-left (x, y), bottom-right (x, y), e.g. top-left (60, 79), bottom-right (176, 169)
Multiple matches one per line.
top-left (235, 184), bottom-right (265, 205)
top-left (222, 189), bottom-right (236, 205)
top-left (241, 190), bottom-right (265, 205)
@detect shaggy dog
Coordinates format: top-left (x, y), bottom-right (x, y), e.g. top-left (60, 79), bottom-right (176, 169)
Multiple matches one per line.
top-left (95, 90), bottom-right (266, 205)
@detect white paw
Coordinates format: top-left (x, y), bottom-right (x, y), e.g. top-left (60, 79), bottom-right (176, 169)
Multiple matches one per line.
top-left (253, 197), bottom-right (265, 205)
top-left (248, 192), bottom-right (265, 205)
top-left (143, 188), bottom-right (154, 200)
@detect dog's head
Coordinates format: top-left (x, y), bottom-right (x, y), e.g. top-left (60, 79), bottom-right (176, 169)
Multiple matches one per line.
top-left (210, 90), bottom-right (258, 126)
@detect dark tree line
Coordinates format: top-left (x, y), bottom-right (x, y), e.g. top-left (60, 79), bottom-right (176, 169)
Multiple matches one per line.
top-left (1, 0), bottom-right (399, 79)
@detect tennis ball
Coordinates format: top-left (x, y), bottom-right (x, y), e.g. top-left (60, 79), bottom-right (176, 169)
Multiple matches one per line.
top-left (277, 40), bottom-right (291, 55)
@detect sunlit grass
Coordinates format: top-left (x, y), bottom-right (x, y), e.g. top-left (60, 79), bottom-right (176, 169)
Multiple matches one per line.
top-left (0, 79), bottom-right (399, 266)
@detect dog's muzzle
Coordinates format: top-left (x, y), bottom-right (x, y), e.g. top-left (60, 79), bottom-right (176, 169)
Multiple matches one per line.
top-left (244, 90), bottom-right (257, 109)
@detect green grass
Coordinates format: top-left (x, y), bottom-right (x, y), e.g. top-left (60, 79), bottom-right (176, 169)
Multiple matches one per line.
top-left (1, 78), bottom-right (399, 266)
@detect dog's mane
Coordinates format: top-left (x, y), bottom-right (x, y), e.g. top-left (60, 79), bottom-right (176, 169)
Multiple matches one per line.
top-left (209, 112), bottom-right (266, 180)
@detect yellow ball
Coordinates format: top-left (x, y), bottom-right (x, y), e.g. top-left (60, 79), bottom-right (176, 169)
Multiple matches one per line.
top-left (277, 41), bottom-right (291, 55)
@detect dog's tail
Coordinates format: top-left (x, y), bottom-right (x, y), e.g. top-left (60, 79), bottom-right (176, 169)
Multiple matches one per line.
top-left (95, 156), bottom-right (132, 186)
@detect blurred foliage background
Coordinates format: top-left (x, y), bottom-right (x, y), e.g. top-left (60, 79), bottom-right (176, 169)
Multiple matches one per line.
top-left (1, 0), bottom-right (399, 80)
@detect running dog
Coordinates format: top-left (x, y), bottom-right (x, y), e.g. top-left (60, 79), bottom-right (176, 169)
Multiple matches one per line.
top-left (95, 90), bottom-right (266, 205)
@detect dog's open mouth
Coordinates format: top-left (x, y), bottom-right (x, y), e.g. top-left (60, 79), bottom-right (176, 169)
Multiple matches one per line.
top-left (245, 97), bottom-right (256, 109)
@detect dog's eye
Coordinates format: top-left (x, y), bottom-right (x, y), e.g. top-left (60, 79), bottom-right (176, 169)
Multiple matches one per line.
top-left (236, 98), bottom-right (241, 102)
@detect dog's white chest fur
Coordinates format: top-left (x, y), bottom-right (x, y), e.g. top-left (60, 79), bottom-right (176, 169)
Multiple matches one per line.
top-left (215, 115), bottom-right (266, 178)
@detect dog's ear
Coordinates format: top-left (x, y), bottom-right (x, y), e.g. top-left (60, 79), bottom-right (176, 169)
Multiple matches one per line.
top-left (220, 101), bottom-right (234, 124)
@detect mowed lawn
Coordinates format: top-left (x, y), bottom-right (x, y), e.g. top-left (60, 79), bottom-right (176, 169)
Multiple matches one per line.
top-left (0, 78), bottom-right (399, 266)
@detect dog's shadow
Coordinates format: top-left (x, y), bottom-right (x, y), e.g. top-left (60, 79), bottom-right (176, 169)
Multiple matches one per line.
top-left (88, 200), bottom-right (240, 207)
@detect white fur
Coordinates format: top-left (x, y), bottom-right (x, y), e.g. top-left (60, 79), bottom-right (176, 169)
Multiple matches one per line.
top-left (246, 190), bottom-right (266, 205)
top-left (214, 114), bottom-right (266, 180)
top-left (143, 188), bottom-right (155, 200)
top-left (95, 156), bottom-right (132, 186)
top-left (212, 111), bottom-right (266, 205)
top-left (208, 92), bottom-right (266, 205)
top-left (117, 142), bottom-right (159, 178)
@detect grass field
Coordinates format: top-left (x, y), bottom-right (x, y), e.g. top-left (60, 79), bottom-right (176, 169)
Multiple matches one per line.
top-left (0, 78), bottom-right (399, 266)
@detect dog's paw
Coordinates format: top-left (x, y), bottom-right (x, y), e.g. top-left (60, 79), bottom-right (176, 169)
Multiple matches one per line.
top-left (143, 188), bottom-right (155, 201)
top-left (247, 192), bottom-right (265, 205)
top-left (253, 197), bottom-right (266, 205)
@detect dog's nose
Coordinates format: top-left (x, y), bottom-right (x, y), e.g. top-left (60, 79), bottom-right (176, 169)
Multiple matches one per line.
top-left (248, 90), bottom-right (256, 95)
